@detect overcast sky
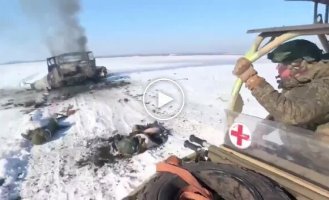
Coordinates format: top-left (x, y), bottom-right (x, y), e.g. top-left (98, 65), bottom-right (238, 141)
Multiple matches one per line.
top-left (0, 0), bottom-right (319, 63)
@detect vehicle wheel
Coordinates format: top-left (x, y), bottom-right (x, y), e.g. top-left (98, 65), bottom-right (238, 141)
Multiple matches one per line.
top-left (132, 162), bottom-right (293, 200)
top-left (97, 66), bottom-right (107, 78)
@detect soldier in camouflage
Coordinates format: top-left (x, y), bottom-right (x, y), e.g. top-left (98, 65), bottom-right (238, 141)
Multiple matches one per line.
top-left (21, 117), bottom-right (61, 145)
top-left (233, 39), bottom-right (329, 142)
top-left (77, 121), bottom-right (170, 167)
top-left (21, 106), bottom-right (77, 145)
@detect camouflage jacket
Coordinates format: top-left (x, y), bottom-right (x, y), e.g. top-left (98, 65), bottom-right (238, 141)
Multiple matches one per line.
top-left (252, 60), bottom-right (329, 133)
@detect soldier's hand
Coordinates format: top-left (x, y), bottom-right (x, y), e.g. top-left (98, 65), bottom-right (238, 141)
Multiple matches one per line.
top-left (233, 57), bottom-right (257, 82)
top-left (245, 75), bottom-right (265, 91)
top-left (233, 57), bottom-right (265, 90)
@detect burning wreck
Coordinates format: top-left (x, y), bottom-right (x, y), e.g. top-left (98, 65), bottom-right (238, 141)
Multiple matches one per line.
top-left (19, 0), bottom-right (109, 91)
top-left (30, 51), bottom-right (107, 90)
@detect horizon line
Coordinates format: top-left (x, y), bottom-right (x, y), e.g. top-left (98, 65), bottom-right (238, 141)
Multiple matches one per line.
top-left (0, 52), bottom-right (242, 65)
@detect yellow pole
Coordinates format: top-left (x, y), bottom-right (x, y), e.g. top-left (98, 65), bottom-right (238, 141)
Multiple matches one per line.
top-left (228, 33), bottom-right (299, 112)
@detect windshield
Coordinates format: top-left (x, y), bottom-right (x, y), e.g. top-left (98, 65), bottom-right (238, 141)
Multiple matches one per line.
top-left (224, 110), bottom-right (329, 189)
top-left (56, 54), bottom-right (88, 64)
top-left (88, 52), bottom-right (94, 60)
top-left (47, 58), bottom-right (55, 66)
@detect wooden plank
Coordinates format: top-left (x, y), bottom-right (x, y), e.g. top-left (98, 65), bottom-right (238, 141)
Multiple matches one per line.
top-left (208, 145), bottom-right (329, 200)
top-left (245, 147), bottom-right (329, 189)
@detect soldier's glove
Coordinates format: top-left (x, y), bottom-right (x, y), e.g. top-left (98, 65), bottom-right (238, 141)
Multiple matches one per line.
top-left (233, 57), bottom-right (265, 91)
top-left (245, 75), bottom-right (265, 90)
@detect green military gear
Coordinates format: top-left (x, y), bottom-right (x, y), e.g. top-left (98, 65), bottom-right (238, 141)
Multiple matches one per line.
top-left (115, 137), bottom-right (140, 156)
top-left (22, 118), bottom-right (60, 145)
top-left (77, 121), bottom-right (170, 167)
top-left (31, 128), bottom-right (49, 145)
top-left (267, 39), bottom-right (323, 63)
top-left (252, 60), bottom-right (329, 137)
top-left (116, 121), bottom-right (170, 156)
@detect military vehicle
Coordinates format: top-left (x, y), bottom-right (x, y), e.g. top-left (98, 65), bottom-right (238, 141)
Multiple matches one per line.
top-left (46, 51), bottom-right (107, 89)
top-left (124, 0), bottom-right (329, 199)
top-left (31, 51), bottom-right (107, 90)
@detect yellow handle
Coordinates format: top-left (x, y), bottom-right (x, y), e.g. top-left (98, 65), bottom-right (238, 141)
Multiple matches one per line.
top-left (229, 53), bottom-right (258, 112)
top-left (228, 32), bottom-right (298, 112)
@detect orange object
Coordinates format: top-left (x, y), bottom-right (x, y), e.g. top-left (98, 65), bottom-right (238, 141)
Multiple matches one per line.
top-left (156, 156), bottom-right (213, 200)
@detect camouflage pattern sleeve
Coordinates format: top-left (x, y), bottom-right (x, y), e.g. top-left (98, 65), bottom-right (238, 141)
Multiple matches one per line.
top-left (251, 78), bottom-right (329, 125)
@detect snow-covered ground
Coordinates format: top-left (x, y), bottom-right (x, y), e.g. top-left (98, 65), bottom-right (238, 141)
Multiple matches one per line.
top-left (0, 55), bottom-right (277, 200)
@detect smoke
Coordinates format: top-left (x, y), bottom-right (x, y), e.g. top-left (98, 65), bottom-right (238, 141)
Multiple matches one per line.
top-left (20, 0), bottom-right (87, 56)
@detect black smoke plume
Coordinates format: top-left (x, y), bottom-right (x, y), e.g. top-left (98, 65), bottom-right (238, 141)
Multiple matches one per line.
top-left (20, 0), bottom-right (88, 56)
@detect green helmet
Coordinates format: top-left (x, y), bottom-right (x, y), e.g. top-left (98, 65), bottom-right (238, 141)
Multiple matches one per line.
top-left (30, 118), bottom-right (58, 145)
top-left (267, 39), bottom-right (323, 63)
top-left (31, 129), bottom-right (49, 145)
top-left (116, 137), bottom-right (139, 156)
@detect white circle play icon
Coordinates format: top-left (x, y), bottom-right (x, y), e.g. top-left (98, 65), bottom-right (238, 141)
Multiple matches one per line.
top-left (143, 78), bottom-right (185, 120)
top-left (157, 91), bottom-right (174, 108)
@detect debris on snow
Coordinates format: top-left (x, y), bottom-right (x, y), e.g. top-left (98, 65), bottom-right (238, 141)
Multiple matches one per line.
top-left (77, 121), bottom-right (170, 167)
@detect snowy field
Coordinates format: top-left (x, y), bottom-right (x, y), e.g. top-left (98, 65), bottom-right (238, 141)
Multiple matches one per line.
top-left (0, 55), bottom-right (277, 200)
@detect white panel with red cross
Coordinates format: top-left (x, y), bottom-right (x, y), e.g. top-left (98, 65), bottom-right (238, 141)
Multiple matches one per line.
top-left (229, 122), bottom-right (252, 149)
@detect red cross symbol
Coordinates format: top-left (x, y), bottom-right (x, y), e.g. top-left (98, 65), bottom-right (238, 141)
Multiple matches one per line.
top-left (230, 124), bottom-right (251, 147)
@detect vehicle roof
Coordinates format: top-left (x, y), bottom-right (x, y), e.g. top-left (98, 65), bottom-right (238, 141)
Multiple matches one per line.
top-left (247, 23), bottom-right (329, 35)
top-left (247, 0), bottom-right (329, 35)
top-left (47, 51), bottom-right (92, 60)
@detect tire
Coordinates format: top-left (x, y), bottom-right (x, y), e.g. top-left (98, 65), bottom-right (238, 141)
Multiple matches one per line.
top-left (132, 162), bottom-right (293, 200)
top-left (96, 66), bottom-right (107, 78)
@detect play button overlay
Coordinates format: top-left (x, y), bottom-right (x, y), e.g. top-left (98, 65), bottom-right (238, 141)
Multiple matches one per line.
top-left (157, 92), bottom-right (173, 108)
top-left (143, 78), bottom-right (185, 120)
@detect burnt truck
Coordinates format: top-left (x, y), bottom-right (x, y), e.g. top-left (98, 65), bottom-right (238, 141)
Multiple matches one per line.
top-left (31, 51), bottom-right (107, 90)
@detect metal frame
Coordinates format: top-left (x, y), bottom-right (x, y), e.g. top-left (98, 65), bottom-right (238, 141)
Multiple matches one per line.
top-left (46, 51), bottom-right (96, 73)
top-left (229, 0), bottom-right (329, 112)
top-left (286, 0), bottom-right (329, 22)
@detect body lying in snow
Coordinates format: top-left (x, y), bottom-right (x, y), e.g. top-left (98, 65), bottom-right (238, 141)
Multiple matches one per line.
top-left (21, 106), bottom-right (77, 145)
top-left (77, 121), bottom-right (170, 167)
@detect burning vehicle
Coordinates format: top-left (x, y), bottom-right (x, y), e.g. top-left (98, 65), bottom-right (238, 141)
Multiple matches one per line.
top-left (31, 51), bottom-right (107, 90)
